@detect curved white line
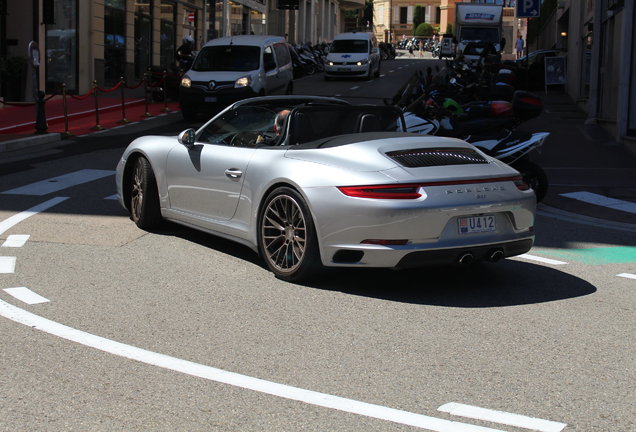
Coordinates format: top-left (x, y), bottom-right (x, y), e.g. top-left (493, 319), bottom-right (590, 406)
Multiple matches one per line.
top-left (0, 299), bottom-right (505, 432)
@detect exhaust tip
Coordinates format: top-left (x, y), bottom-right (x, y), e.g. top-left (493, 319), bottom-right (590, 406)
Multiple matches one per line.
top-left (488, 249), bottom-right (505, 263)
top-left (458, 253), bottom-right (474, 265)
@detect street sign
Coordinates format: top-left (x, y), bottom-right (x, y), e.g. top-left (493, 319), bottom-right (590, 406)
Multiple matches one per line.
top-left (187, 12), bottom-right (195, 23)
top-left (517, 0), bottom-right (540, 18)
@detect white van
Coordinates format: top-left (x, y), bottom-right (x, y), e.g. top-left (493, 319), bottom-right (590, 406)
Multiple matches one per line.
top-left (324, 32), bottom-right (381, 80)
top-left (179, 35), bottom-right (294, 120)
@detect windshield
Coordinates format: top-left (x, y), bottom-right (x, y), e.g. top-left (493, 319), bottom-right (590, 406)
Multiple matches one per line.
top-left (459, 28), bottom-right (500, 44)
top-left (331, 39), bottom-right (369, 54)
top-left (192, 45), bottom-right (260, 72)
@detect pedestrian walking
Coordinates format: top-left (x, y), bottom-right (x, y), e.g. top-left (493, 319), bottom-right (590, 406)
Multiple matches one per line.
top-left (516, 35), bottom-right (524, 59)
top-left (408, 45), bottom-right (414, 57)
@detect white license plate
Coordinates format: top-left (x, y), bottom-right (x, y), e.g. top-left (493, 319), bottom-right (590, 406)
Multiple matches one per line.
top-left (458, 215), bottom-right (496, 234)
top-left (204, 96), bottom-right (217, 102)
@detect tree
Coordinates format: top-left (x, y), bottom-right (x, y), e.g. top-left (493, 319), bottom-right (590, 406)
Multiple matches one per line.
top-left (414, 22), bottom-right (434, 37)
top-left (413, 6), bottom-right (425, 35)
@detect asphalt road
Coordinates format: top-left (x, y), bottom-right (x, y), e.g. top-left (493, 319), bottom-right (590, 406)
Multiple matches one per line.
top-left (0, 58), bottom-right (634, 432)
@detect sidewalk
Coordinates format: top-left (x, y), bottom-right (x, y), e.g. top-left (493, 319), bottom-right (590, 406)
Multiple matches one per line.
top-left (0, 93), bottom-right (180, 152)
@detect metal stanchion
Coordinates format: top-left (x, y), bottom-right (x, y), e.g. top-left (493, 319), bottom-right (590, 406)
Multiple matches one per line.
top-left (34, 90), bottom-right (48, 134)
top-left (118, 76), bottom-right (129, 124)
top-left (161, 70), bottom-right (171, 113)
top-left (61, 83), bottom-right (73, 137)
top-left (143, 69), bottom-right (153, 118)
top-left (91, 80), bottom-right (104, 130)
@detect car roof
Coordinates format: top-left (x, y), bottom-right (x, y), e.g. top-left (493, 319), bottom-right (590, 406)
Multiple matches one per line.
top-left (203, 35), bottom-right (285, 48)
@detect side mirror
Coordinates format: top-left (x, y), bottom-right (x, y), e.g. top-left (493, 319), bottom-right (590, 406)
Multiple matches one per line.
top-left (178, 128), bottom-right (196, 147)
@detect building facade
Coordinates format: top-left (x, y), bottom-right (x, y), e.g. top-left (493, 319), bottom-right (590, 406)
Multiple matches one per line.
top-left (533, 0), bottom-right (635, 143)
top-left (0, 0), bottom-right (363, 101)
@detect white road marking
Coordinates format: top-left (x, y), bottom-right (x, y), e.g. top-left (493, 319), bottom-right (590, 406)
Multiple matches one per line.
top-left (560, 191), bottom-right (636, 214)
top-left (0, 299), bottom-right (506, 432)
top-left (438, 403), bottom-right (567, 432)
top-left (617, 273), bottom-right (636, 280)
top-left (516, 254), bottom-right (568, 265)
top-left (104, 194), bottom-right (118, 200)
top-left (1, 235), bottom-right (30, 247)
top-left (0, 197), bottom-right (69, 236)
top-left (0, 257), bottom-right (16, 273)
top-left (1, 169), bottom-right (114, 196)
top-left (350, 86), bottom-right (359, 90)
top-left (3, 287), bottom-right (49, 305)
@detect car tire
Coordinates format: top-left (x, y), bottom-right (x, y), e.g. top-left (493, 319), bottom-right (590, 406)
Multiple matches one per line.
top-left (129, 156), bottom-right (163, 230)
top-left (258, 187), bottom-right (321, 282)
top-left (181, 106), bottom-right (197, 121)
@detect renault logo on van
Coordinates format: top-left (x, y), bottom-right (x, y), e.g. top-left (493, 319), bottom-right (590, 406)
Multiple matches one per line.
top-left (208, 81), bottom-right (216, 90)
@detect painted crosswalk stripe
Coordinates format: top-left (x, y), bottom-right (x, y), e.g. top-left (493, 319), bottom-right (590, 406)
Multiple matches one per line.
top-left (1, 235), bottom-right (30, 247)
top-left (0, 299), bottom-right (507, 432)
top-left (3, 288), bottom-right (50, 305)
top-left (0, 197), bottom-right (69, 236)
top-left (438, 403), bottom-right (567, 432)
top-left (0, 257), bottom-right (16, 273)
top-left (517, 254), bottom-right (568, 265)
top-left (1, 169), bottom-right (114, 196)
top-left (617, 273), bottom-right (636, 280)
top-left (560, 191), bottom-right (636, 214)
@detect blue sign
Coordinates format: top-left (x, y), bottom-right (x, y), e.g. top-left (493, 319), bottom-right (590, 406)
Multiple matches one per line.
top-left (517, 0), bottom-right (540, 18)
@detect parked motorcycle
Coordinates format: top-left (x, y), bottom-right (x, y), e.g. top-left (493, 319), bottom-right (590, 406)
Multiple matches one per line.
top-left (397, 74), bottom-right (550, 201)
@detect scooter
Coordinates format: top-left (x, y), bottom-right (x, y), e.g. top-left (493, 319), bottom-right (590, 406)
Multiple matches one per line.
top-left (403, 111), bottom-right (550, 202)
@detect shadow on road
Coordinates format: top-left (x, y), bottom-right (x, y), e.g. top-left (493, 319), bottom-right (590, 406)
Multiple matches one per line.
top-left (153, 222), bottom-right (596, 308)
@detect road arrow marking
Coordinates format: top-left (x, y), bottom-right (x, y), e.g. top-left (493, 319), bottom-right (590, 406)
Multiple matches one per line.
top-left (438, 402), bottom-right (566, 432)
top-left (0, 299), bottom-right (508, 432)
top-left (1, 234), bottom-right (30, 247)
top-left (0, 197), bottom-right (69, 236)
top-left (0, 257), bottom-right (16, 273)
top-left (3, 287), bottom-right (49, 305)
top-left (1, 169), bottom-right (114, 196)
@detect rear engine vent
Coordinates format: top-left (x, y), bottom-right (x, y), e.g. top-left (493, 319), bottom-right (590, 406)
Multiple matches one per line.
top-left (386, 148), bottom-right (488, 168)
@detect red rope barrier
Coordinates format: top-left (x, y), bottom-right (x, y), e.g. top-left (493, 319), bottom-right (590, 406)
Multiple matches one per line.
top-left (70, 86), bottom-right (95, 101)
top-left (96, 81), bottom-right (122, 93)
top-left (125, 79), bottom-right (146, 90)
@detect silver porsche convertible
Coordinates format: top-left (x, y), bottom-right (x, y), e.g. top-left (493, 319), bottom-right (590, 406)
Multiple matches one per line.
top-left (116, 96), bottom-right (536, 281)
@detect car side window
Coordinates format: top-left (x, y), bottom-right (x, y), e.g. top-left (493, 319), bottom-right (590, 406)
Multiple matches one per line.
top-left (264, 46), bottom-right (276, 72)
top-left (197, 106), bottom-right (277, 147)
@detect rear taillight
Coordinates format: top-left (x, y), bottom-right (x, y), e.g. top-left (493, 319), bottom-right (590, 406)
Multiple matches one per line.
top-left (339, 176), bottom-right (529, 199)
top-left (513, 175), bottom-right (530, 191)
top-left (338, 184), bottom-right (422, 199)
top-left (490, 101), bottom-right (513, 117)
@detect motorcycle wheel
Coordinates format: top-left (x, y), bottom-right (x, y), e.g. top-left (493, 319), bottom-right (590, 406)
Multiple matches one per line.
top-left (514, 159), bottom-right (548, 203)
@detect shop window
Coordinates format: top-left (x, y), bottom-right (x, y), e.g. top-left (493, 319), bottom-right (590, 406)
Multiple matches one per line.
top-left (45, 0), bottom-right (78, 93)
top-left (104, 0), bottom-right (126, 85)
top-left (135, 0), bottom-right (152, 79)
top-left (160, 1), bottom-right (176, 68)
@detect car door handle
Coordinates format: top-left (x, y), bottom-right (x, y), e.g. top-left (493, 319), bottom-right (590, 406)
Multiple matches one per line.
top-left (225, 168), bottom-right (242, 180)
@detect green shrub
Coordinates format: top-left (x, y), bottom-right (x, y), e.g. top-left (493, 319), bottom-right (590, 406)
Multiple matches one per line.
top-left (414, 23), bottom-right (434, 37)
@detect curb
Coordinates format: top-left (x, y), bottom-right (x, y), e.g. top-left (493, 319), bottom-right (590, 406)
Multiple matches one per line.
top-left (0, 132), bottom-right (62, 153)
